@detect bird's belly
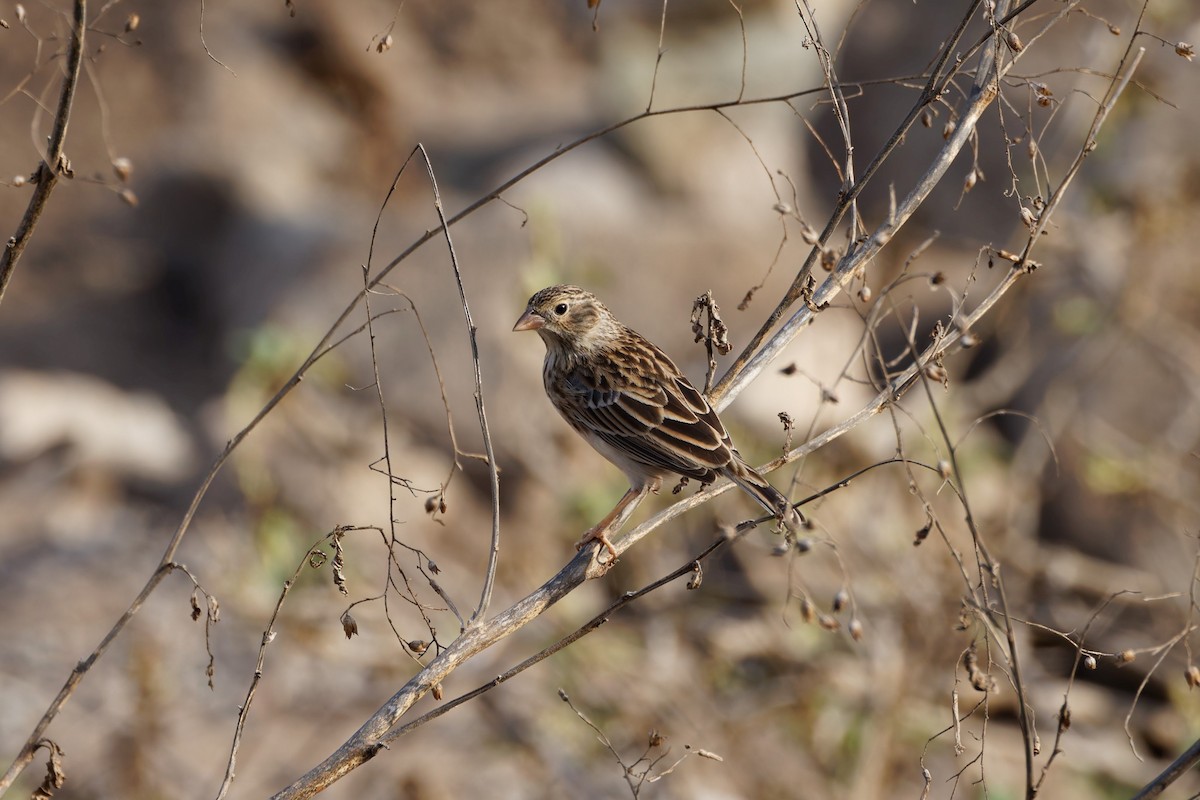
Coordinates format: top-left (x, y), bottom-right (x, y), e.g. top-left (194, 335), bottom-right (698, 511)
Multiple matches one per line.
top-left (575, 426), bottom-right (668, 489)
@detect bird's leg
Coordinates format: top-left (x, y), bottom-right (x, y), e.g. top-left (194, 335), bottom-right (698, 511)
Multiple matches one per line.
top-left (576, 481), bottom-right (655, 562)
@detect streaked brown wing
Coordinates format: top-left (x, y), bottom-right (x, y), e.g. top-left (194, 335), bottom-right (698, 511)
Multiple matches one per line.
top-left (559, 334), bottom-right (734, 480)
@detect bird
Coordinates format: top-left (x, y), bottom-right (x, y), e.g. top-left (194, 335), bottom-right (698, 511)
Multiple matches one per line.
top-left (513, 284), bottom-right (803, 561)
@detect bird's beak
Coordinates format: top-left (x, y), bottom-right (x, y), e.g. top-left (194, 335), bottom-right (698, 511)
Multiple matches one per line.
top-left (512, 308), bottom-right (545, 332)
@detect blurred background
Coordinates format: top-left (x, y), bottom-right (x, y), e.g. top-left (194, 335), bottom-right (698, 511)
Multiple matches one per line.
top-left (1, 0), bottom-right (1199, 798)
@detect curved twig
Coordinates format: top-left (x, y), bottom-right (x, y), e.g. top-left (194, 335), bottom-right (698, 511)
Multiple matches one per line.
top-left (410, 144), bottom-right (503, 626)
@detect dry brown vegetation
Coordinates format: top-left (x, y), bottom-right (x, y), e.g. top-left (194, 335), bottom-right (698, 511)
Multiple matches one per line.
top-left (2, 1), bottom-right (1199, 798)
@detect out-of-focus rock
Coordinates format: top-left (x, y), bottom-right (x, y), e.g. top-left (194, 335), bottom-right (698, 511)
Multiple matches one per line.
top-left (0, 370), bottom-right (195, 482)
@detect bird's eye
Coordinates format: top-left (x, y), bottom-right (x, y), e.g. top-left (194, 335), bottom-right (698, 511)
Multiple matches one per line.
top-left (554, 303), bottom-right (569, 315)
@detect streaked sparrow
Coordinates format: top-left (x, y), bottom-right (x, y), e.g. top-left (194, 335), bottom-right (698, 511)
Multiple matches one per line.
top-left (514, 285), bottom-right (802, 559)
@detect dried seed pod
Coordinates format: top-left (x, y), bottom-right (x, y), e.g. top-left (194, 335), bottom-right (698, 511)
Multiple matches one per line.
top-left (848, 619), bottom-right (864, 641)
top-left (340, 611), bottom-right (358, 639)
top-left (112, 157), bottom-right (133, 183)
top-left (1176, 42), bottom-right (1195, 61)
top-left (800, 597), bottom-right (817, 623)
top-left (1117, 649), bottom-right (1135, 665)
top-left (1083, 654), bottom-right (1097, 670)
top-left (832, 589), bottom-right (848, 613)
top-left (963, 645), bottom-right (995, 692)
top-left (857, 285), bottom-right (872, 303)
top-left (914, 519), bottom-right (932, 546)
top-left (424, 492), bottom-right (447, 515)
top-left (1186, 665), bottom-right (1200, 688)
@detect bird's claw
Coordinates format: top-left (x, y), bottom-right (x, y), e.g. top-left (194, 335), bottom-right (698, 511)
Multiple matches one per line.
top-left (576, 528), bottom-right (619, 563)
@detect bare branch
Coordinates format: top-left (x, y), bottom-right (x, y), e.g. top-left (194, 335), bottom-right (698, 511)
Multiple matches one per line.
top-left (0, 0), bottom-right (85, 309)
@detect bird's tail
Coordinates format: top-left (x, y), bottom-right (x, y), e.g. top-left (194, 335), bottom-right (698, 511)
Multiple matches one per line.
top-left (724, 458), bottom-right (804, 533)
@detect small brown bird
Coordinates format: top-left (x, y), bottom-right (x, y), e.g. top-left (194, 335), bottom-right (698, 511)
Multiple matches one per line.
top-left (514, 285), bottom-right (802, 560)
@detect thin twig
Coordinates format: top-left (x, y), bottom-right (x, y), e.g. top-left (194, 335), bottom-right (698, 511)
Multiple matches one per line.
top-left (1032, 592), bottom-right (1128, 793)
top-left (198, 0), bottom-right (236, 75)
top-left (214, 535), bottom-right (340, 800)
top-left (798, 0), bottom-right (860, 240)
top-left (646, 0), bottom-right (669, 112)
top-left (412, 144), bottom-right (502, 627)
top-left (0, 0), bottom-right (85, 309)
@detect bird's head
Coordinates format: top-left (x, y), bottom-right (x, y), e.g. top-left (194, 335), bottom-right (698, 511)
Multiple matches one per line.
top-left (513, 285), bottom-right (617, 353)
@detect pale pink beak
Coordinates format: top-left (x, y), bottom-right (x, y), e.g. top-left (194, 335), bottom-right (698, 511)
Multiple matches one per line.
top-left (512, 308), bottom-right (545, 332)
